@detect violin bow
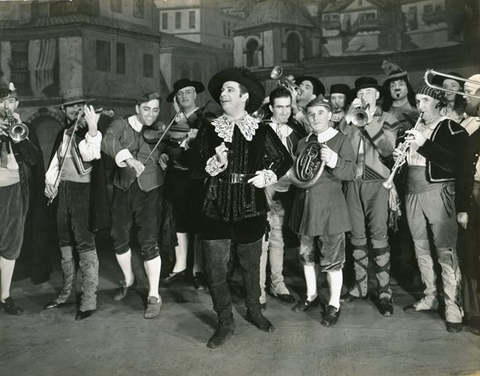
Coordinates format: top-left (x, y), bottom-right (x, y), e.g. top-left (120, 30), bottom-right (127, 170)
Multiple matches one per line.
top-left (142, 110), bottom-right (185, 166)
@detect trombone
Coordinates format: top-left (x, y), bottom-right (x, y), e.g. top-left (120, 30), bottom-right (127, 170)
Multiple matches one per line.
top-left (424, 69), bottom-right (480, 100)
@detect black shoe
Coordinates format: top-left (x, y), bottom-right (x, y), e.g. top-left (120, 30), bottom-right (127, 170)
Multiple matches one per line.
top-left (0, 297), bottom-right (24, 316)
top-left (75, 310), bottom-right (94, 321)
top-left (113, 280), bottom-right (136, 301)
top-left (446, 321), bottom-right (462, 333)
top-left (246, 310), bottom-right (276, 332)
top-left (403, 304), bottom-right (420, 313)
top-left (270, 291), bottom-right (295, 304)
top-left (207, 322), bottom-right (236, 349)
top-left (161, 270), bottom-right (186, 285)
top-left (292, 296), bottom-right (319, 313)
top-left (340, 292), bottom-right (366, 303)
top-left (321, 305), bottom-right (341, 327)
top-left (193, 272), bottom-right (207, 291)
top-left (378, 298), bottom-right (393, 317)
top-left (260, 303), bottom-right (266, 313)
top-left (43, 300), bottom-right (75, 310)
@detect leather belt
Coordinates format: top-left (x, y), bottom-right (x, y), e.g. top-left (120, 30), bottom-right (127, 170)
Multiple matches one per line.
top-left (218, 173), bottom-right (255, 184)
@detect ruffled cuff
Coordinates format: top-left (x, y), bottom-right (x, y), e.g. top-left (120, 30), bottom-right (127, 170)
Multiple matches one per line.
top-left (263, 169), bottom-right (277, 186)
top-left (205, 156), bottom-right (228, 176)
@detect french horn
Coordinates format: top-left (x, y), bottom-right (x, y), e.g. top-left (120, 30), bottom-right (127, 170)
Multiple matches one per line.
top-left (286, 140), bottom-right (326, 189)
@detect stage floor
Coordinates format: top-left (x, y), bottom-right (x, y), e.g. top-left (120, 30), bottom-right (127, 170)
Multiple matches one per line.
top-left (2, 245), bottom-right (480, 376)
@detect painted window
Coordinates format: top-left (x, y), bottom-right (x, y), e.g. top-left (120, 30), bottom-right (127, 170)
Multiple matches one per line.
top-left (96, 40), bottom-right (110, 72)
top-left (175, 12), bottom-right (181, 29)
top-left (116, 43), bottom-right (125, 75)
top-left (189, 11), bottom-right (195, 29)
top-left (143, 54), bottom-right (153, 78)
top-left (162, 13), bottom-right (168, 30)
top-left (111, 0), bottom-right (122, 13)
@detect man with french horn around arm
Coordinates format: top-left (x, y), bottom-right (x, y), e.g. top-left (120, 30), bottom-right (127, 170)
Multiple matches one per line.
top-left (289, 97), bottom-right (356, 326)
top-left (339, 77), bottom-right (399, 317)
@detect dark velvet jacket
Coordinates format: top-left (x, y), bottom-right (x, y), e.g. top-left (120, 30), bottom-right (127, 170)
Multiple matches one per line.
top-left (416, 118), bottom-right (468, 183)
top-left (190, 116), bottom-right (293, 222)
top-left (457, 126), bottom-right (480, 214)
top-left (4, 136), bottom-right (38, 201)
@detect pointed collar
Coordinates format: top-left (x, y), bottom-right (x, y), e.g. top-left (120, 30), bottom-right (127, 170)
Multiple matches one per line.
top-left (211, 113), bottom-right (260, 142)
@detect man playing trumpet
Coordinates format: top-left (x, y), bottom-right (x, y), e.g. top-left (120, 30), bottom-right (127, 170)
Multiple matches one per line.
top-left (339, 77), bottom-right (399, 316)
top-left (0, 78), bottom-right (37, 316)
top-left (44, 89), bottom-right (106, 320)
top-left (399, 86), bottom-right (467, 333)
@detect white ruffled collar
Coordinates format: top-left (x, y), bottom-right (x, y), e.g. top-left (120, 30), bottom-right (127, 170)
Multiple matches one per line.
top-left (212, 113), bottom-right (260, 142)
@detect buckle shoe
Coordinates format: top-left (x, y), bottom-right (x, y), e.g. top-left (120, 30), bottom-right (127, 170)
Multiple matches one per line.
top-left (144, 296), bottom-right (162, 319)
top-left (321, 305), bottom-right (341, 327)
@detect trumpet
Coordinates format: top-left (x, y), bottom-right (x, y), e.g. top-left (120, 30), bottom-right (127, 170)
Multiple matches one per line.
top-left (270, 66), bottom-right (303, 96)
top-left (383, 112), bottom-right (424, 189)
top-left (424, 69), bottom-right (480, 100)
top-left (350, 100), bottom-right (370, 127)
top-left (0, 108), bottom-right (29, 142)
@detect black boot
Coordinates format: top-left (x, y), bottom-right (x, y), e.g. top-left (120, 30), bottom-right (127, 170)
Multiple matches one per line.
top-left (246, 309), bottom-right (276, 332)
top-left (207, 318), bottom-right (236, 349)
top-left (237, 239), bottom-right (276, 333)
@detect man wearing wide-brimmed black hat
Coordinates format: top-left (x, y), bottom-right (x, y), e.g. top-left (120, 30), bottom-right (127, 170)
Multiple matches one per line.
top-left (339, 76), bottom-right (399, 317)
top-left (0, 77), bottom-right (38, 317)
top-left (190, 67), bottom-right (292, 349)
top-left (44, 88), bottom-right (108, 321)
top-left (161, 78), bottom-right (207, 291)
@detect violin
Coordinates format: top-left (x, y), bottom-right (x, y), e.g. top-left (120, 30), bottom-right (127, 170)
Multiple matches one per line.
top-left (142, 121), bottom-right (166, 144)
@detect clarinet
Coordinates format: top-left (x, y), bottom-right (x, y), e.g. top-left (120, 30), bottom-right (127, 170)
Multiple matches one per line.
top-left (383, 112), bottom-right (424, 190)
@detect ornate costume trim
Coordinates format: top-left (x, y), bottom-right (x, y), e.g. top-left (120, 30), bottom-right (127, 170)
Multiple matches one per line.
top-left (211, 114), bottom-right (260, 142)
top-left (262, 169), bottom-right (277, 186)
top-left (205, 155), bottom-right (228, 176)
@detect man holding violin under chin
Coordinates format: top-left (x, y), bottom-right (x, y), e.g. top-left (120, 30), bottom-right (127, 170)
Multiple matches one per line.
top-left (44, 89), bottom-right (108, 321)
top-left (102, 91), bottom-right (165, 319)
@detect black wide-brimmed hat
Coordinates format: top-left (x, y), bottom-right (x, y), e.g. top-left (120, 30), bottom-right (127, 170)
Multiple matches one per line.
top-left (350, 77), bottom-right (385, 97)
top-left (295, 76), bottom-right (325, 97)
top-left (208, 67), bottom-right (265, 114)
top-left (56, 88), bottom-right (93, 109)
top-left (167, 78), bottom-right (205, 103)
top-left (329, 84), bottom-right (350, 97)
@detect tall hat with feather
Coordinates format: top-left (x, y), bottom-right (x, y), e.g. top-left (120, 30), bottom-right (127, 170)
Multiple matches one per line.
top-left (382, 60), bottom-right (409, 86)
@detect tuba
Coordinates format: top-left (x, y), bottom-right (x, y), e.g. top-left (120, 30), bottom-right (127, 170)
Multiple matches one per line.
top-left (286, 140), bottom-right (326, 189)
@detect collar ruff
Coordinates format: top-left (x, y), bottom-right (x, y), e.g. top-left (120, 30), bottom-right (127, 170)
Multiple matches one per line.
top-left (212, 114), bottom-right (260, 142)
